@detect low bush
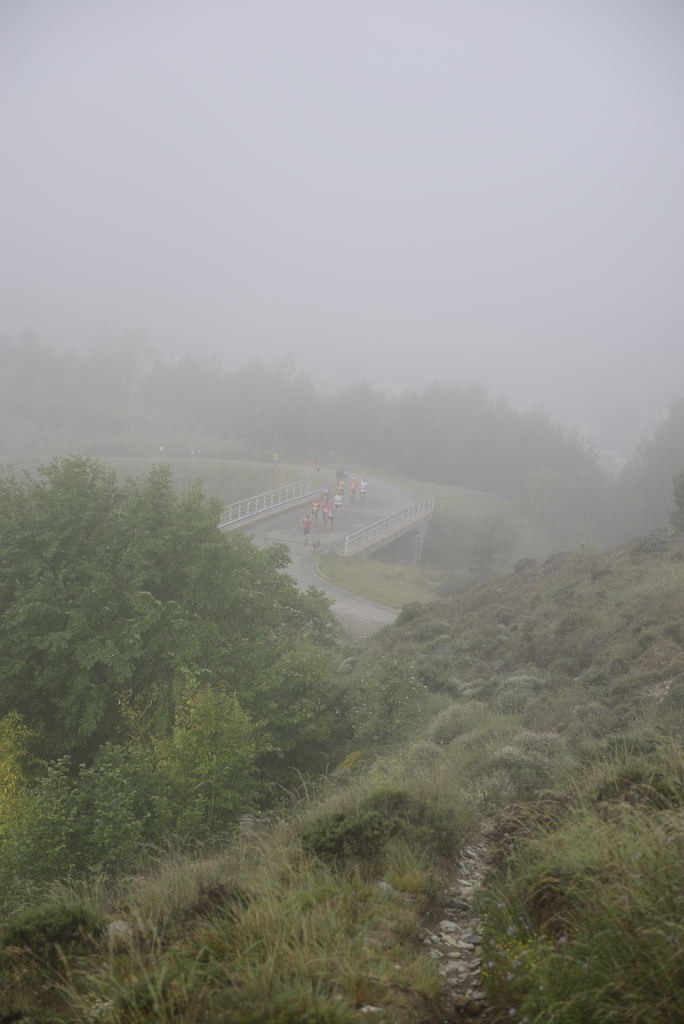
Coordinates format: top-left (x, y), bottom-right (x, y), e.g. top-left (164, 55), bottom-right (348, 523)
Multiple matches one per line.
top-left (1, 899), bottom-right (103, 958)
top-left (493, 672), bottom-right (548, 716)
top-left (301, 809), bottom-right (395, 866)
top-left (343, 658), bottom-right (432, 748)
top-left (482, 804), bottom-right (684, 1022)
top-left (301, 785), bottom-right (465, 873)
top-left (427, 701), bottom-right (493, 745)
top-left (486, 733), bottom-right (568, 803)
top-left (582, 742), bottom-right (684, 811)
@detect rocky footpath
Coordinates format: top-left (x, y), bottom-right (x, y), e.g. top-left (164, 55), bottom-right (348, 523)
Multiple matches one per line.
top-left (421, 833), bottom-right (496, 1021)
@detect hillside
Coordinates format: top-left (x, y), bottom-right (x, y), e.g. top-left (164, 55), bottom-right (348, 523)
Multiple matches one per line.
top-left (2, 515), bottom-right (683, 1023)
top-left (360, 531), bottom-right (684, 728)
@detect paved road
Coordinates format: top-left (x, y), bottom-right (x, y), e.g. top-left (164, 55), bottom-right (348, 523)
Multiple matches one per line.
top-left (243, 467), bottom-right (413, 636)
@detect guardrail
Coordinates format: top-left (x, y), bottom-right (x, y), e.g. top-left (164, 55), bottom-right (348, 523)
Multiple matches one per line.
top-left (219, 479), bottom-right (319, 530)
top-left (330, 495), bottom-right (435, 557)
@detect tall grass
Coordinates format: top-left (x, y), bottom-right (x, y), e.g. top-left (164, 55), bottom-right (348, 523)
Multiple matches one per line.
top-left (318, 554), bottom-right (444, 607)
top-left (2, 752), bottom-right (473, 1023)
top-left (482, 742), bottom-right (684, 1023)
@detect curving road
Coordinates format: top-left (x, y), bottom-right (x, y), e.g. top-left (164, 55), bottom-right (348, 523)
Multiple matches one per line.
top-left (243, 467), bottom-right (414, 636)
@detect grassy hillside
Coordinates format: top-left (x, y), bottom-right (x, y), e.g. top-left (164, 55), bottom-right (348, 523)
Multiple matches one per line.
top-left (3, 527), bottom-right (683, 1022)
top-left (0, 455), bottom-right (313, 505)
top-left (319, 477), bottom-right (559, 603)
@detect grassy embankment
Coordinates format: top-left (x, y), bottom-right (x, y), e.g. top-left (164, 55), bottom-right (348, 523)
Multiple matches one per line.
top-left (3, 528), bottom-right (683, 1022)
top-left (320, 478), bottom-right (547, 606)
top-left (0, 455), bottom-right (297, 505)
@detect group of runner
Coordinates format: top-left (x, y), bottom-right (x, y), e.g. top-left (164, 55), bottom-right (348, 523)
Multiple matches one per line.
top-left (301, 468), bottom-right (368, 543)
top-left (333, 466), bottom-right (368, 502)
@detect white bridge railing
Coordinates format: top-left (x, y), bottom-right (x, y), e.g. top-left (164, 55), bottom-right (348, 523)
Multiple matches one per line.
top-left (331, 495), bottom-right (435, 557)
top-left (219, 479), bottom-right (318, 530)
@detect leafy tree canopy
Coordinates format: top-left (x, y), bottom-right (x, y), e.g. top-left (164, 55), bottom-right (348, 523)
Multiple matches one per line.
top-left (0, 457), bottom-right (334, 764)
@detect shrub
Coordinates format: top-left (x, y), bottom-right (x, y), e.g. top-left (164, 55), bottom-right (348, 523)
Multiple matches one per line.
top-left (487, 747), bottom-right (553, 802)
top-left (301, 787), bottom-right (463, 868)
top-left (413, 648), bottom-right (459, 691)
top-left (412, 619), bottom-right (452, 642)
top-left (403, 740), bottom-right (442, 769)
top-left (482, 807), bottom-right (684, 1023)
top-left (494, 673), bottom-right (546, 715)
top-left (0, 757), bottom-right (82, 885)
top-left (301, 809), bottom-right (396, 866)
top-left (661, 677), bottom-right (684, 712)
top-left (344, 658), bottom-right (431, 747)
top-left (482, 731), bottom-right (569, 803)
top-left (513, 557), bottom-right (538, 575)
top-left (395, 602), bottom-right (425, 626)
top-left (362, 787), bottom-right (463, 860)
top-left (427, 701), bottom-right (491, 745)
top-left (554, 609), bottom-right (593, 638)
top-left (1, 900), bottom-right (103, 962)
top-left (585, 748), bottom-right (684, 811)
top-left (0, 748), bottom-right (155, 890)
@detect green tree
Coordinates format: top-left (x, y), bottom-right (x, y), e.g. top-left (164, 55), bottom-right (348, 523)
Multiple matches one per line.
top-left (0, 712), bottom-right (32, 840)
top-left (0, 757), bottom-right (79, 883)
top-left (0, 747), bottom-right (155, 886)
top-left (0, 458), bottom-right (133, 758)
top-left (613, 398), bottom-right (684, 540)
top-left (154, 680), bottom-right (260, 835)
top-left (0, 457), bottom-right (335, 763)
top-left (670, 471), bottom-right (684, 533)
top-left (468, 513), bottom-right (518, 582)
top-left (345, 658), bottom-right (430, 747)
top-left (232, 641), bottom-right (344, 784)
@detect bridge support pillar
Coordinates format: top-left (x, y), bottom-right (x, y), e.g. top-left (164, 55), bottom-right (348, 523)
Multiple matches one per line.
top-left (404, 528), bottom-right (423, 567)
top-left (410, 520), bottom-right (430, 566)
top-left (370, 522), bottom-right (429, 567)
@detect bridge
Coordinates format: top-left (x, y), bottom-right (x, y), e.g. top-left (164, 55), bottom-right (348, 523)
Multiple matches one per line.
top-left (218, 479), bottom-right (319, 530)
top-left (326, 495), bottom-right (435, 561)
top-left (219, 480), bottom-right (435, 563)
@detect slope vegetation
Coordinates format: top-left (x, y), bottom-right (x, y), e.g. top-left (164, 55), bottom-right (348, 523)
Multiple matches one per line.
top-left (1, 472), bottom-right (684, 1022)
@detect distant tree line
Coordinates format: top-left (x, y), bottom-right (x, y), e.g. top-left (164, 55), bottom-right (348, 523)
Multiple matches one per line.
top-left (0, 337), bottom-right (599, 492)
top-left (1, 336), bottom-right (683, 542)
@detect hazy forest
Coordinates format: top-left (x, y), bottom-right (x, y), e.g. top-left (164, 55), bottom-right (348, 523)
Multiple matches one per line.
top-left (2, 335), bottom-right (683, 546)
top-left (1, 336), bottom-right (684, 1023)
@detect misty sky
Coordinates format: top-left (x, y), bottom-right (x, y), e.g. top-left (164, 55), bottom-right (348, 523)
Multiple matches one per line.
top-left (2, 1), bottom-right (683, 448)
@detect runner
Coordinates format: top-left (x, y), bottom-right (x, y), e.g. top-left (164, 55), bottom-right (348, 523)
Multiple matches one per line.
top-left (301, 514), bottom-right (313, 544)
top-left (333, 491), bottom-right (343, 514)
top-left (359, 475), bottom-right (368, 499)
top-left (349, 476), bottom-right (358, 503)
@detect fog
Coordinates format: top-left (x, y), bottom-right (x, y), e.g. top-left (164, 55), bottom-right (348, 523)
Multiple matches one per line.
top-left (2, 0), bottom-right (683, 450)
